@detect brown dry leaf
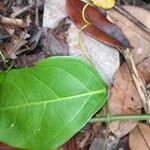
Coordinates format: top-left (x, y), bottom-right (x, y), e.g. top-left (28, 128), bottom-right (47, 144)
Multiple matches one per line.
top-left (108, 5), bottom-right (150, 136)
top-left (138, 58), bottom-right (150, 84)
top-left (14, 51), bottom-right (50, 68)
top-left (109, 56), bottom-right (150, 138)
top-left (129, 123), bottom-right (150, 150)
top-left (108, 6), bottom-right (150, 64)
top-left (13, 27), bottom-right (69, 68)
top-left (40, 28), bottom-right (68, 56)
top-left (109, 63), bottom-right (143, 115)
top-left (109, 63), bottom-right (142, 138)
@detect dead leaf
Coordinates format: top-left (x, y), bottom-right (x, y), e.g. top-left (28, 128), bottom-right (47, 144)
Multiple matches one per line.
top-left (40, 28), bottom-right (68, 56)
top-left (89, 137), bottom-right (105, 150)
top-left (14, 51), bottom-right (50, 68)
top-left (66, 0), bottom-right (130, 48)
top-left (109, 63), bottom-right (143, 138)
top-left (14, 27), bottom-right (69, 68)
top-left (109, 63), bottom-right (143, 115)
top-left (129, 123), bottom-right (150, 150)
top-left (109, 56), bottom-right (150, 138)
top-left (1, 30), bottom-right (30, 59)
top-left (137, 58), bottom-right (150, 84)
top-left (108, 6), bottom-right (150, 64)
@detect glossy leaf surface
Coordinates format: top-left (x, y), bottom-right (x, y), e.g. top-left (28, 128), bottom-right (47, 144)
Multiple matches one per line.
top-left (0, 57), bottom-right (108, 150)
top-left (66, 0), bottom-right (130, 48)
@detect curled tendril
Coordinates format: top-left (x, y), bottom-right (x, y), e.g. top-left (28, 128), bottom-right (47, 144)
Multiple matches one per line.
top-left (78, 3), bottom-right (92, 61)
top-left (81, 3), bottom-right (91, 25)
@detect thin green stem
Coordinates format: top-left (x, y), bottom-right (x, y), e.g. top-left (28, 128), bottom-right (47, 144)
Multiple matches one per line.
top-left (90, 114), bottom-right (150, 123)
top-left (78, 24), bottom-right (91, 61)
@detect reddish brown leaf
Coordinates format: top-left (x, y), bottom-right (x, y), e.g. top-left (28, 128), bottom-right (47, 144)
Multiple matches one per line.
top-left (66, 0), bottom-right (130, 48)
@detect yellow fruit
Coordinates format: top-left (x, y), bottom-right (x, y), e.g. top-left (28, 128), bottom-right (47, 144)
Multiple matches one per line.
top-left (91, 0), bottom-right (115, 9)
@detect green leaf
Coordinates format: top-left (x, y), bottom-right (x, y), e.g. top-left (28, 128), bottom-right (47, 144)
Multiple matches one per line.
top-left (0, 72), bottom-right (4, 84)
top-left (0, 56), bottom-right (108, 150)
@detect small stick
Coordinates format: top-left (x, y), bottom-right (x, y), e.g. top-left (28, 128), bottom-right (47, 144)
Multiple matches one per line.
top-left (122, 48), bottom-right (150, 123)
top-left (35, 2), bottom-right (39, 28)
top-left (0, 15), bottom-right (27, 28)
top-left (11, 2), bottom-right (35, 18)
top-left (114, 4), bottom-right (150, 34)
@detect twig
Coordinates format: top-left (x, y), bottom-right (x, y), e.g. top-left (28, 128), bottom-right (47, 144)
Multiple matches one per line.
top-left (79, 131), bottom-right (92, 149)
top-left (35, 1), bottom-right (39, 28)
top-left (10, 2), bottom-right (35, 18)
top-left (114, 4), bottom-right (150, 34)
top-left (0, 15), bottom-right (27, 28)
top-left (122, 48), bottom-right (150, 123)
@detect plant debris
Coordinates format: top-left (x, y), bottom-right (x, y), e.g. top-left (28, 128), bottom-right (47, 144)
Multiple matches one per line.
top-left (0, 0), bottom-right (150, 150)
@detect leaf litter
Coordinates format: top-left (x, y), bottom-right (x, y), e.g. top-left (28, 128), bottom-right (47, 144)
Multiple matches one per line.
top-left (0, 0), bottom-right (68, 70)
top-left (0, 0), bottom-right (150, 150)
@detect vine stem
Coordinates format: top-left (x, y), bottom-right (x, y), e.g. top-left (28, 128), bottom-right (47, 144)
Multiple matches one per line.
top-left (90, 114), bottom-right (150, 123)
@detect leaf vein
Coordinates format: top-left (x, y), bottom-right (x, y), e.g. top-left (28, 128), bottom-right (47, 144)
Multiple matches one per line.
top-left (0, 89), bottom-right (105, 110)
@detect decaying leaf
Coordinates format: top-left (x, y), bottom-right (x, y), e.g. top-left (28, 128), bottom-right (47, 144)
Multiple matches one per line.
top-left (108, 6), bottom-right (150, 64)
top-left (40, 28), bottom-right (68, 56)
top-left (109, 56), bottom-right (150, 138)
top-left (138, 58), bottom-right (150, 84)
top-left (89, 137), bottom-right (105, 150)
top-left (108, 6), bottom-right (150, 137)
top-left (66, 0), bottom-right (130, 48)
top-left (109, 63), bottom-right (144, 115)
top-left (1, 30), bottom-right (30, 59)
top-left (14, 51), bottom-right (50, 68)
top-left (129, 123), bottom-right (150, 150)
top-left (109, 63), bottom-right (142, 138)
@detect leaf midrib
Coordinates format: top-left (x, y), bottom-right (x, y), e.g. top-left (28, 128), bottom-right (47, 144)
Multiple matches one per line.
top-left (0, 89), bottom-right (106, 110)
